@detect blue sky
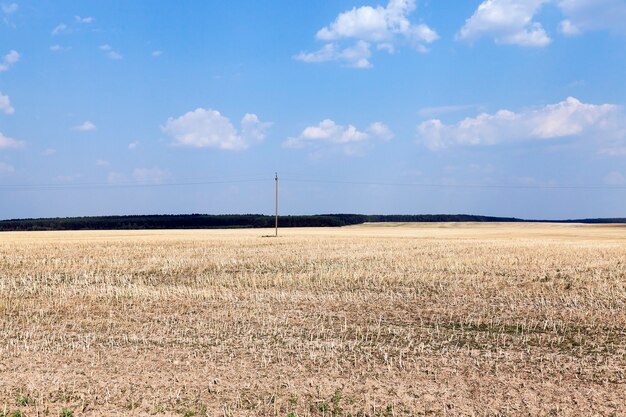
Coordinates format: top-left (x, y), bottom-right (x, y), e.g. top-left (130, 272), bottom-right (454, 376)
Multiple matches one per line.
top-left (1, 0), bottom-right (626, 220)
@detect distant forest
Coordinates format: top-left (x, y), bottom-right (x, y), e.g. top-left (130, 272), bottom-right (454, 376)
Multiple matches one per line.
top-left (0, 214), bottom-right (624, 231)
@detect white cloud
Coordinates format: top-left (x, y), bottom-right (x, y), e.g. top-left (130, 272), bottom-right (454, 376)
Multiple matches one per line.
top-left (367, 121), bottom-right (395, 141)
top-left (0, 49), bottom-right (19, 72)
top-left (152, 50), bottom-right (163, 57)
top-left (50, 44), bottom-right (71, 52)
top-left (96, 159), bottom-right (110, 167)
top-left (1, 3), bottom-right (17, 14)
top-left (51, 23), bottom-right (67, 35)
top-left (75, 15), bottom-right (94, 24)
top-left (0, 131), bottom-right (24, 149)
top-left (100, 45), bottom-right (122, 60)
top-left (240, 113), bottom-right (273, 143)
top-left (285, 119), bottom-right (393, 155)
top-left (42, 148), bottom-right (57, 156)
top-left (73, 121), bottom-right (97, 132)
top-left (294, 40), bottom-right (373, 68)
top-left (296, 0), bottom-right (438, 68)
top-left (0, 162), bottom-right (14, 173)
top-left (559, 19), bottom-right (581, 36)
top-left (317, 0), bottom-right (437, 43)
top-left (376, 42), bottom-right (395, 53)
top-left (459, 0), bottom-right (626, 46)
top-left (457, 0), bottom-right (551, 47)
top-left (162, 108), bottom-right (271, 151)
top-left (128, 141), bottom-right (139, 150)
top-left (557, 0), bottom-right (626, 36)
top-left (106, 51), bottom-right (122, 60)
top-left (0, 92), bottom-right (14, 114)
top-left (417, 97), bottom-right (620, 150)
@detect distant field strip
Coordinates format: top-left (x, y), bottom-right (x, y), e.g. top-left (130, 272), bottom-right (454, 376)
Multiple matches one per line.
top-left (0, 223), bottom-right (624, 416)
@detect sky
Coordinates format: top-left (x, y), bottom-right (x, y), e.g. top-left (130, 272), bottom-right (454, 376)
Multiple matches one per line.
top-left (1, 0), bottom-right (626, 220)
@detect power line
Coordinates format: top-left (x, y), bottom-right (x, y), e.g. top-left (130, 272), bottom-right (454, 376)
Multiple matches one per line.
top-left (0, 177), bottom-right (270, 191)
top-left (0, 174), bottom-right (625, 191)
top-left (281, 178), bottom-right (626, 190)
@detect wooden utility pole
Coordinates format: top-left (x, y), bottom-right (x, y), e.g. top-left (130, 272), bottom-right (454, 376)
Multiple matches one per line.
top-left (275, 172), bottom-right (278, 237)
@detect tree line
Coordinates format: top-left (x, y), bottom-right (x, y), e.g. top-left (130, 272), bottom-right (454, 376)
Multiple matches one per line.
top-left (0, 213), bottom-right (623, 231)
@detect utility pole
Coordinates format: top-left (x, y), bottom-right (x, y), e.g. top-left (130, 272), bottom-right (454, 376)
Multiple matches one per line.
top-left (275, 172), bottom-right (278, 237)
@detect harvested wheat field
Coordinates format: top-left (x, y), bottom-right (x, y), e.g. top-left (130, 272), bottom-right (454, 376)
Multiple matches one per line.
top-left (0, 223), bottom-right (625, 416)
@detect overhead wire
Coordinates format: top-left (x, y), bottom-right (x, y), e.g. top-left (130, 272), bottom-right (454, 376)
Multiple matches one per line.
top-left (0, 174), bottom-right (625, 191)
top-left (0, 174), bottom-right (273, 191)
top-left (280, 177), bottom-right (626, 190)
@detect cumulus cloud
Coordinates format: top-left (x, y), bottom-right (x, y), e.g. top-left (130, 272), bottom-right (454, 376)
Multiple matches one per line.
top-left (316, 0), bottom-right (437, 43)
top-left (0, 49), bottom-right (19, 72)
top-left (295, 41), bottom-right (373, 68)
top-left (162, 108), bottom-right (271, 151)
top-left (458, 0), bottom-right (626, 46)
top-left (128, 141), bottom-right (139, 150)
top-left (285, 119), bottom-right (393, 155)
top-left (51, 23), bottom-right (67, 35)
top-left (50, 44), bottom-right (71, 52)
top-left (457, 0), bottom-right (551, 47)
top-left (557, 0), bottom-right (626, 36)
top-left (73, 121), bottom-right (97, 132)
top-left (152, 50), bottom-right (163, 57)
top-left (295, 0), bottom-right (438, 68)
top-left (107, 51), bottom-right (122, 60)
top-left (0, 92), bottom-right (14, 114)
top-left (100, 44), bottom-right (122, 60)
top-left (367, 121), bottom-right (395, 141)
top-left (0, 131), bottom-right (24, 149)
top-left (559, 19), bottom-right (581, 36)
top-left (75, 15), bottom-right (94, 24)
top-left (417, 97), bottom-right (620, 150)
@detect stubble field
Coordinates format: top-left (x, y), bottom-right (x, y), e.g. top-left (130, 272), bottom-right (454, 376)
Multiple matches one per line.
top-left (0, 223), bottom-right (625, 416)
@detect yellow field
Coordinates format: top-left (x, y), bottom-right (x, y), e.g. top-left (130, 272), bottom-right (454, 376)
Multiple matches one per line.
top-left (0, 223), bottom-right (624, 416)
